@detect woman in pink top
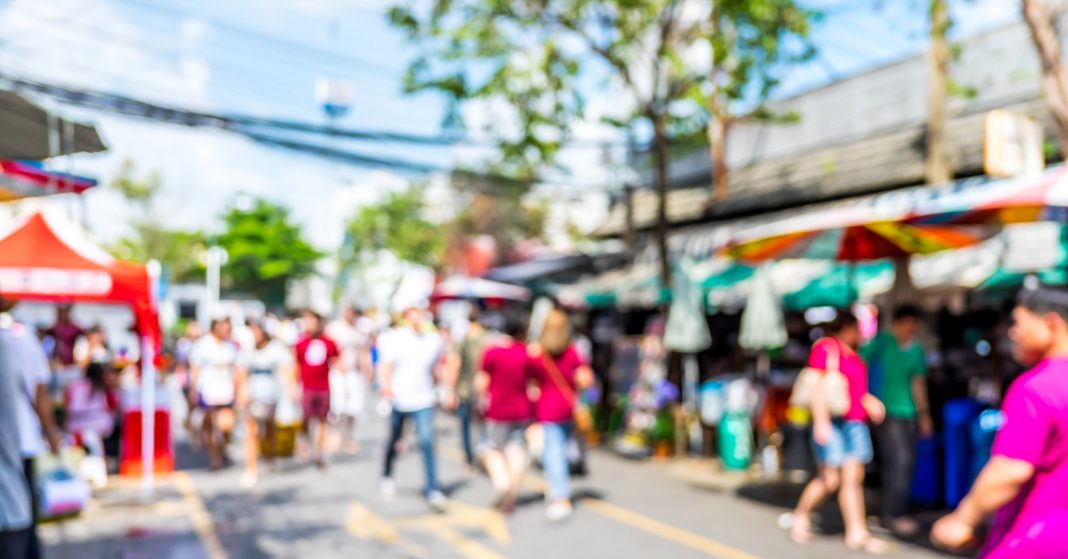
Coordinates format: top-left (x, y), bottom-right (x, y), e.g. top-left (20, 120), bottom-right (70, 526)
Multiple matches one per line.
top-left (934, 285), bottom-right (1068, 558)
top-left (790, 311), bottom-right (888, 554)
top-left (528, 308), bottom-right (594, 523)
top-left (477, 316), bottom-right (532, 513)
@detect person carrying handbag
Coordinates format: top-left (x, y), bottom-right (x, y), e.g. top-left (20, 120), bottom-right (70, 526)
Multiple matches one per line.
top-left (788, 311), bottom-right (890, 555)
top-left (527, 307), bottom-right (595, 523)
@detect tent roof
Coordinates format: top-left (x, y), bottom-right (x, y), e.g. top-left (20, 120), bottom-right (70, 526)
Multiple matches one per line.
top-left (0, 209), bottom-right (158, 341)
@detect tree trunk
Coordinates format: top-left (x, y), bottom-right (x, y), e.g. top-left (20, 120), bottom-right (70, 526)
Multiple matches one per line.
top-left (710, 115), bottom-right (731, 201)
top-left (1023, 0), bottom-right (1068, 155)
top-left (652, 114), bottom-right (673, 289)
top-left (624, 184), bottom-right (636, 253)
top-left (926, 0), bottom-right (953, 185)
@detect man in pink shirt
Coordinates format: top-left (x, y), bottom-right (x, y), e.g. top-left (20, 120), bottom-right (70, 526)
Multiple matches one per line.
top-left (934, 285), bottom-right (1068, 557)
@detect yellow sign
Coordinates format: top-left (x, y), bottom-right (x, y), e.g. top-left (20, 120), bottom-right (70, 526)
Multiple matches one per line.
top-left (984, 109), bottom-right (1044, 178)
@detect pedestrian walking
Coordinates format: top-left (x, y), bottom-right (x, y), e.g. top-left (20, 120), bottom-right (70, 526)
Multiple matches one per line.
top-left (933, 285), bottom-right (1068, 557)
top-left (175, 321), bottom-right (202, 441)
top-left (294, 310), bottom-right (340, 469)
top-left (378, 307), bottom-right (448, 512)
top-left (527, 307), bottom-right (594, 523)
top-left (327, 306), bottom-right (373, 455)
top-left (788, 311), bottom-right (889, 554)
top-left (189, 317), bottom-right (242, 470)
top-left (451, 310), bottom-right (494, 469)
top-left (478, 315), bottom-right (531, 513)
top-left (2, 299), bottom-right (62, 559)
top-left (241, 321), bottom-right (294, 487)
top-left (862, 304), bottom-right (932, 537)
top-left (0, 315), bottom-right (35, 559)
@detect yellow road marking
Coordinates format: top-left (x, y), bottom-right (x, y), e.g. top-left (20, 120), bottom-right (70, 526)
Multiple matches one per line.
top-left (418, 524), bottom-right (508, 559)
top-left (346, 502), bottom-right (429, 558)
top-left (442, 445), bottom-right (761, 559)
top-left (174, 472), bottom-right (228, 559)
top-left (346, 502), bottom-right (401, 544)
top-left (582, 500), bottom-right (762, 559)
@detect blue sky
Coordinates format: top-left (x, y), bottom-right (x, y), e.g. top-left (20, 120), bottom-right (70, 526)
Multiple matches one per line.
top-left (0, 0), bottom-right (1021, 251)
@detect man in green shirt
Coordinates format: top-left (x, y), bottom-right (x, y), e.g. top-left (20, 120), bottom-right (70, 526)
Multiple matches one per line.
top-left (862, 305), bottom-right (933, 537)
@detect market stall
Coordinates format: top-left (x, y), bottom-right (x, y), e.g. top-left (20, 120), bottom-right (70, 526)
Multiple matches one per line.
top-left (0, 208), bottom-right (167, 488)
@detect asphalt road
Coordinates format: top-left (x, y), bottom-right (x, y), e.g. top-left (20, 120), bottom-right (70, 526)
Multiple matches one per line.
top-left (43, 410), bottom-right (959, 559)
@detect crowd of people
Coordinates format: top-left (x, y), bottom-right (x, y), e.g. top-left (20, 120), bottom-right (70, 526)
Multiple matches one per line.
top-left (7, 281), bottom-right (1068, 558)
top-left (174, 302), bottom-right (593, 521)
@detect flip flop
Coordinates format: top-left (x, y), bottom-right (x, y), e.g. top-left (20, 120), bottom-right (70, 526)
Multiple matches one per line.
top-left (846, 534), bottom-right (892, 555)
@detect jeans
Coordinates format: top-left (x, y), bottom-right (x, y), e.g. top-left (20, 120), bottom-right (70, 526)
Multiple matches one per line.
top-left (875, 417), bottom-right (918, 520)
top-left (0, 528), bottom-right (31, 559)
top-left (542, 422), bottom-right (572, 502)
top-left (382, 407), bottom-right (439, 495)
top-left (457, 401), bottom-right (475, 466)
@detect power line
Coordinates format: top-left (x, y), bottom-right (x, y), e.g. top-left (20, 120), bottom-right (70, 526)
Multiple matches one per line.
top-left (124, 0), bottom-right (399, 78)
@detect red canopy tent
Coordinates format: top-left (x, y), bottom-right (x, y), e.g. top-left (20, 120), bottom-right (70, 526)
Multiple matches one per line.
top-left (0, 208), bottom-right (160, 347)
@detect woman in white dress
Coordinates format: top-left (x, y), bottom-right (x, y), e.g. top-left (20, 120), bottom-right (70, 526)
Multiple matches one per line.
top-left (241, 322), bottom-right (294, 487)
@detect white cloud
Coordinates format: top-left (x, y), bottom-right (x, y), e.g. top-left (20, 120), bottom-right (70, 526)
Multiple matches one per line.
top-left (180, 18), bottom-right (209, 45)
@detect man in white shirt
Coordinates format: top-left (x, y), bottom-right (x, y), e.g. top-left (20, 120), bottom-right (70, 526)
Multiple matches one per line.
top-left (327, 306), bottom-right (374, 454)
top-left (378, 307), bottom-right (447, 512)
top-left (1, 299), bottom-right (60, 559)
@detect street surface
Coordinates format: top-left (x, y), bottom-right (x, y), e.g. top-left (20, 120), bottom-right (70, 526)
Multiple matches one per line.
top-left (42, 411), bottom-right (957, 559)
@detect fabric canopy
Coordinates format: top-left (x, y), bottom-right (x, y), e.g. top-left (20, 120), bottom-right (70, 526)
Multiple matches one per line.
top-left (723, 167), bottom-right (1068, 262)
top-left (0, 160), bottom-right (97, 201)
top-left (0, 209), bottom-right (160, 344)
top-left (0, 90), bottom-right (106, 160)
top-left (430, 276), bottom-right (531, 304)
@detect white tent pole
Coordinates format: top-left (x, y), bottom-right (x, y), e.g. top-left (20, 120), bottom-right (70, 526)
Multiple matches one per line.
top-left (142, 260), bottom-right (162, 497)
top-left (141, 335), bottom-right (156, 497)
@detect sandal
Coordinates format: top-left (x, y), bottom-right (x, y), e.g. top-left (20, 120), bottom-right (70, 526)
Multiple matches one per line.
top-left (788, 515), bottom-right (814, 545)
top-left (845, 534), bottom-right (892, 555)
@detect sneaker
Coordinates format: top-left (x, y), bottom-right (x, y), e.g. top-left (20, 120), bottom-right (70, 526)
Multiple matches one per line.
top-left (427, 490), bottom-right (448, 513)
top-left (546, 501), bottom-right (574, 523)
top-left (379, 478), bottom-right (396, 501)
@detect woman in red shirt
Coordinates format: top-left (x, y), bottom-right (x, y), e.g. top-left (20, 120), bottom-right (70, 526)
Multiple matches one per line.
top-left (528, 308), bottom-right (594, 523)
top-left (477, 316), bottom-right (531, 513)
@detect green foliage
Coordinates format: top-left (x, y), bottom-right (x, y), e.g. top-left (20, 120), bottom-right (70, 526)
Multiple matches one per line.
top-left (344, 186), bottom-right (444, 269)
top-left (107, 159), bottom-right (206, 283)
top-left (214, 198), bottom-right (323, 305)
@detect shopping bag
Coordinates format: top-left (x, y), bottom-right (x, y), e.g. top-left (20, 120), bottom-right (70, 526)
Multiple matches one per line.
top-left (38, 466), bottom-right (90, 519)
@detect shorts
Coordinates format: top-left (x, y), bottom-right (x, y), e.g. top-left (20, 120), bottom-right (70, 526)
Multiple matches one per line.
top-left (302, 389), bottom-right (331, 421)
top-left (482, 421), bottom-right (529, 452)
top-left (248, 401), bottom-right (277, 423)
top-left (198, 394), bottom-right (234, 411)
top-left (813, 420), bottom-right (873, 467)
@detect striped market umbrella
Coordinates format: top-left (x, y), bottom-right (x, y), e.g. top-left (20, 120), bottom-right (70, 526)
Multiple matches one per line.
top-left (429, 276), bottom-right (531, 304)
top-left (723, 167), bottom-right (1068, 263)
top-left (0, 160), bottom-right (97, 201)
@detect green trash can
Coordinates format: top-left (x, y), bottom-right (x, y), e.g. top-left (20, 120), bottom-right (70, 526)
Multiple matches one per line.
top-left (718, 411), bottom-right (753, 471)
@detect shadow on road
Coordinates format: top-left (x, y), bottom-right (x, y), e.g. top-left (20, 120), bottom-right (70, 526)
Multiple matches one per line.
top-left (734, 480), bottom-right (968, 557)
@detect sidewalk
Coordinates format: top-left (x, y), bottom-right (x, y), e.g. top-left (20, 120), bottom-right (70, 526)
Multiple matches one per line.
top-left (40, 475), bottom-right (209, 559)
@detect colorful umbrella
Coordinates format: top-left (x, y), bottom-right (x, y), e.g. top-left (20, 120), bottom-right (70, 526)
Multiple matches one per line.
top-left (0, 160), bottom-right (97, 201)
top-left (429, 276), bottom-right (531, 303)
top-left (722, 167), bottom-right (1068, 263)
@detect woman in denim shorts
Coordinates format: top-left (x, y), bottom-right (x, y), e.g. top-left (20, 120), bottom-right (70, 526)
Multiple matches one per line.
top-left (789, 311), bottom-right (889, 554)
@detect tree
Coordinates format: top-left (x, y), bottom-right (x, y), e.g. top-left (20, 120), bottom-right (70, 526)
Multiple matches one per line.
top-left (214, 197), bottom-right (322, 306)
top-left (389, 0), bottom-right (813, 287)
top-left (707, 1), bottom-right (816, 201)
top-left (1022, 0), bottom-right (1068, 155)
top-left (926, 0), bottom-right (953, 185)
top-left (343, 185), bottom-right (445, 270)
top-left (107, 159), bottom-right (206, 282)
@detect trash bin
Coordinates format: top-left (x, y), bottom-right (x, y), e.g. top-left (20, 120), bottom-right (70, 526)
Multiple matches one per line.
top-left (944, 398), bottom-right (983, 508)
top-left (718, 411), bottom-right (753, 471)
top-left (911, 435), bottom-right (942, 508)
